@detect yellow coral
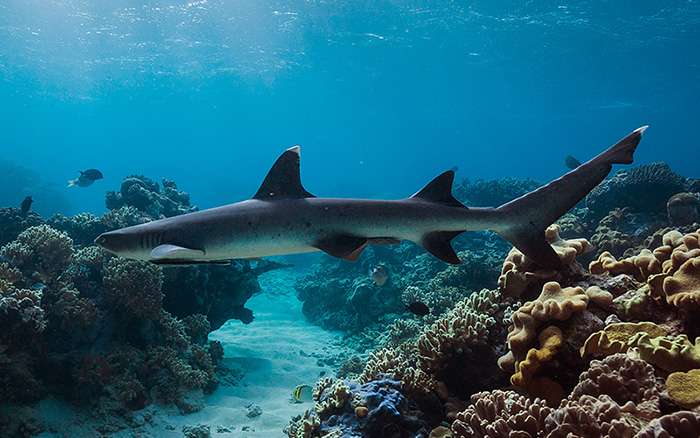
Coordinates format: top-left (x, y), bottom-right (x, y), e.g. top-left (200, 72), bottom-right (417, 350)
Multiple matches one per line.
top-left (512, 326), bottom-right (565, 406)
top-left (429, 426), bottom-right (453, 438)
top-left (507, 282), bottom-right (589, 354)
top-left (631, 333), bottom-right (700, 373)
top-left (663, 258), bottom-right (700, 309)
top-left (580, 322), bottom-right (667, 357)
top-left (513, 326), bottom-right (563, 385)
top-left (666, 369), bottom-right (700, 409)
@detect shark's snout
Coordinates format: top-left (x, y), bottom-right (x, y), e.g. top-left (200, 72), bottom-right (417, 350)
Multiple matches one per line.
top-left (94, 231), bottom-right (131, 255)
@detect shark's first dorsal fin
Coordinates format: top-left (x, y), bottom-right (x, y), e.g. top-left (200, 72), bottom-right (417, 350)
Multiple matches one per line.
top-left (409, 170), bottom-right (466, 208)
top-left (253, 146), bottom-right (315, 200)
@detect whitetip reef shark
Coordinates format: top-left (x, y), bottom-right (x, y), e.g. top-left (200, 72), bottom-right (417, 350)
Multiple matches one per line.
top-left (95, 126), bottom-right (648, 270)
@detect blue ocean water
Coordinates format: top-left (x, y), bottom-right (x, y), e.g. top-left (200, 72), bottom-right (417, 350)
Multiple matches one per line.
top-left (1, 0), bottom-right (698, 216)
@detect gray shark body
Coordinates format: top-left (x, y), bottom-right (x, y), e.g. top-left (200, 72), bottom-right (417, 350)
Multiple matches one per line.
top-left (95, 126), bottom-right (648, 270)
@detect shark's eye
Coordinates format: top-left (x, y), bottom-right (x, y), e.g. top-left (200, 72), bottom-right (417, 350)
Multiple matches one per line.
top-left (99, 236), bottom-right (106, 244)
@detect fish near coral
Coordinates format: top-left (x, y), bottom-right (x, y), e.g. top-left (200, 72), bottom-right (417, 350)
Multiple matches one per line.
top-left (69, 169), bottom-right (103, 187)
top-left (96, 127), bottom-right (647, 269)
top-left (20, 195), bottom-right (33, 215)
top-left (369, 265), bottom-right (389, 285)
top-left (565, 155), bottom-right (581, 169)
top-left (405, 302), bottom-right (430, 316)
top-left (292, 384), bottom-right (313, 402)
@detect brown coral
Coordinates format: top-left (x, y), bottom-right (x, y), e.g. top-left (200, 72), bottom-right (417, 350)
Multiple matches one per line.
top-left (451, 389), bottom-right (551, 438)
top-left (498, 224), bottom-right (589, 298)
top-left (635, 411), bottom-right (700, 438)
top-left (453, 354), bottom-right (660, 438)
top-left (102, 257), bottom-right (164, 319)
top-left (417, 298), bottom-right (495, 370)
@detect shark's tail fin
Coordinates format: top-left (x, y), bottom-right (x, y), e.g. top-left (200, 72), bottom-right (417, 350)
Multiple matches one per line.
top-left (493, 126), bottom-right (648, 270)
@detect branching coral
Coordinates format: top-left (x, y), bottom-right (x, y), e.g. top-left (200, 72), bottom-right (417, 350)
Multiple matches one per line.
top-left (102, 257), bottom-right (164, 319)
top-left (287, 379), bottom-right (429, 438)
top-left (416, 298), bottom-right (495, 370)
top-left (1, 224), bottom-right (73, 286)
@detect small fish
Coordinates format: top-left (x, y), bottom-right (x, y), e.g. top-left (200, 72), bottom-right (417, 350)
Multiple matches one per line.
top-left (404, 302), bottom-right (430, 316)
top-left (369, 265), bottom-right (389, 286)
top-left (564, 155), bottom-right (581, 169)
top-left (20, 195), bottom-right (33, 214)
top-left (319, 371), bottom-right (326, 377)
top-left (292, 385), bottom-right (313, 403)
top-left (69, 169), bottom-right (104, 187)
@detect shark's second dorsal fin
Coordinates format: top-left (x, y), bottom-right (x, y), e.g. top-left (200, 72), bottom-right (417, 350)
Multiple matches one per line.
top-left (253, 146), bottom-right (315, 200)
top-left (409, 171), bottom-right (466, 208)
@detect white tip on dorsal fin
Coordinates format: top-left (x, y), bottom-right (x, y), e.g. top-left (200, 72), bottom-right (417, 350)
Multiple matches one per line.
top-left (253, 146), bottom-right (315, 201)
top-left (151, 244), bottom-right (205, 260)
top-left (287, 145), bottom-right (300, 155)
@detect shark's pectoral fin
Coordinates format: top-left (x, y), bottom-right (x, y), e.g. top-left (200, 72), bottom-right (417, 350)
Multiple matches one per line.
top-left (150, 244), bottom-right (206, 260)
top-left (419, 231), bottom-right (464, 265)
top-left (313, 234), bottom-right (368, 261)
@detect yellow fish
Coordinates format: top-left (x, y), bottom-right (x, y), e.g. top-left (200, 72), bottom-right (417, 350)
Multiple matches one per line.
top-left (292, 384), bottom-right (313, 402)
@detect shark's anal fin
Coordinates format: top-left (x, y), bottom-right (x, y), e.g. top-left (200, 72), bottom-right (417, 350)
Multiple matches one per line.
top-left (150, 244), bottom-right (206, 260)
top-left (253, 146), bottom-right (315, 200)
top-left (409, 171), bottom-right (466, 208)
top-left (419, 231), bottom-right (464, 265)
top-left (313, 234), bottom-right (368, 261)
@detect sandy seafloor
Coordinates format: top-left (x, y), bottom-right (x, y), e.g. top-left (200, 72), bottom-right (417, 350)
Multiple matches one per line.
top-left (34, 267), bottom-right (346, 438)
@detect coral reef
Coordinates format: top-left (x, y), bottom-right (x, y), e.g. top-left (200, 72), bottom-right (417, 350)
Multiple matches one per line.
top-left (453, 176), bottom-right (543, 208)
top-left (0, 207), bottom-right (44, 247)
top-left (452, 354), bottom-right (662, 437)
top-left (0, 175), bottom-right (276, 436)
top-left (0, 226), bottom-right (221, 417)
top-left (295, 230), bottom-right (509, 348)
top-left (585, 162), bottom-right (690, 222)
top-left (285, 379), bottom-right (429, 437)
top-left (667, 192), bottom-right (700, 226)
top-left (162, 261), bottom-right (260, 330)
top-left (105, 175), bottom-right (198, 219)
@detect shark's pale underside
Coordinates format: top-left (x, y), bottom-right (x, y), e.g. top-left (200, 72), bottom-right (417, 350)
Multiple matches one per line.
top-left (95, 126), bottom-right (648, 270)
